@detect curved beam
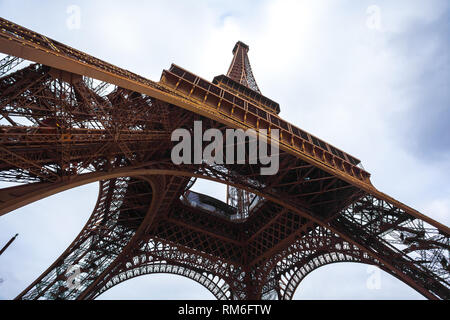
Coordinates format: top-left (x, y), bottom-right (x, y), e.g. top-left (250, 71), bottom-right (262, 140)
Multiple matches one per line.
top-left (77, 175), bottom-right (166, 300)
top-left (15, 175), bottom-right (160, 300)
top-left (5, 166), bottom-right (448, 300)
top-left (94, 262), bottom-right (232, 300)
top-left (281, 252), bottom-right (375, 300)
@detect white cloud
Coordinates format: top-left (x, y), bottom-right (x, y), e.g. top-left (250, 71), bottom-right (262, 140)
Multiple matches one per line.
top-left (421, 198), bottom-right (450, 226)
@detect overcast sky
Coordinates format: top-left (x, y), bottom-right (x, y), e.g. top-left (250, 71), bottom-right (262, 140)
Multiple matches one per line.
top-left (0, 0), bottom-right (449, 300)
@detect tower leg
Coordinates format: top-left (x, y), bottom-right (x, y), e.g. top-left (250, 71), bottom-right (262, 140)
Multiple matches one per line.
top-left (15, 177), bottom-right (159, 300)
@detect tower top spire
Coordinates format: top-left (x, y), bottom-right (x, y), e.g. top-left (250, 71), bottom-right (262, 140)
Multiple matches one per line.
top-left (226, 41), bottom-right (260, 93)
top-left (212, 41), bottom-right (280, 114)
top-left (232, 41), bottom-right (249, 54)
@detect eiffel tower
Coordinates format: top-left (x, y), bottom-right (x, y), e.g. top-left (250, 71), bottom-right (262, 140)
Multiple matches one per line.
top-left (0, 17), bottom-right (449, 300)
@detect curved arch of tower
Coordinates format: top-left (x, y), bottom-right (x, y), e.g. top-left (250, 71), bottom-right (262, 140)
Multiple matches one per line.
top-left (94, 260), bottom-right (233, 300)
top-left (0, 17), bottom-right (448, 300)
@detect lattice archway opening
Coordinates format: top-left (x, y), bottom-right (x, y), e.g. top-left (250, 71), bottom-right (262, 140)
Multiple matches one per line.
top-left (13, 175), bottom-right (159, 300)
top-left (4, 167), bottom-right (446, 300)
top-left (95, 263), bottom-right (232, 300)
top-left (288, 260), bottom-right (425, 300)
top-left (0, 182), bottom-right (99, 299)
top-left (8, 170), bottom-right (251, 300)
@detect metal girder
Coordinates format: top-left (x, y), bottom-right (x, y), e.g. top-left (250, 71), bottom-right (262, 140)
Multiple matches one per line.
top-left (0, 17), bottom-right (449, 300)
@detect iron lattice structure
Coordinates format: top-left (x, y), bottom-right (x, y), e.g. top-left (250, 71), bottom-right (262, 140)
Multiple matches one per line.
top-left (0, 17), bottom-right (448, 300)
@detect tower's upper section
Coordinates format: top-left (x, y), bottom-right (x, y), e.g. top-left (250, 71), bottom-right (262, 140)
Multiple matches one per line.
top-left (213, 41), bottom-right (280, 115)
top-left (226, 41), bottom-right (260, 93)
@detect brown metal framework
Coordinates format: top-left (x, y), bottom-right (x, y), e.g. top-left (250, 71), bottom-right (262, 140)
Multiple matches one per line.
top-left (0, 17), bottom-right (448, 300)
